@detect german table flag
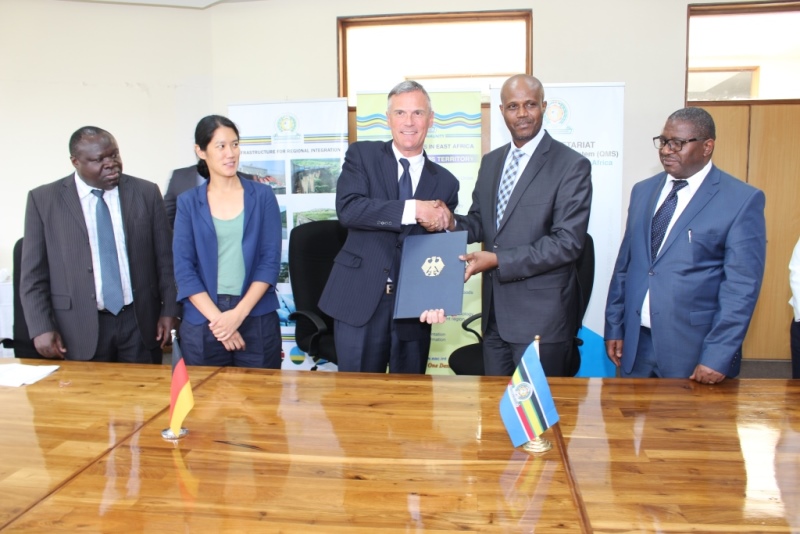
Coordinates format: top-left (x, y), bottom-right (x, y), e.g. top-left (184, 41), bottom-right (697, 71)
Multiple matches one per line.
top-left (168, 329), bottom-right (194, 437)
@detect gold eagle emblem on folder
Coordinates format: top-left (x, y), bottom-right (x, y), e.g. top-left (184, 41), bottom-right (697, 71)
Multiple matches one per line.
top-left (421, 256), bottom-right (445, 277)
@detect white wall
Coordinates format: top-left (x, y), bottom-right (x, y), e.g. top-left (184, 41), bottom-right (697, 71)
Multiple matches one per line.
top-left (0, 0), bottom-right (210, 269)
top-left (0, 0), bottom-right (719, 270)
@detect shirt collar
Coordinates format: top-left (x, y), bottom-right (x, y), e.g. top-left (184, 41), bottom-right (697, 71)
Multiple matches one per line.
top-left (74, 172), bottom-right (119, 200)
top-left (513, 127), bottom-right (547, 157)
top-left (391, 144), bottom-right (426, 168)
top-left (668, 159), bottom-right (713, 195)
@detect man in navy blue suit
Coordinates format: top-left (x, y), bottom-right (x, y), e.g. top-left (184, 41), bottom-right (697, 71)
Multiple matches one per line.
top-left (605, 107), bottom-right (766, 384)
top-left (319, 81), bottom-right (459, 374)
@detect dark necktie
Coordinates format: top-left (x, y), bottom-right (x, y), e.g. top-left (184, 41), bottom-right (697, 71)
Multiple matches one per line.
top-left (650, 179), bottom-right (689, 262)
top-left (91, 189), bottom-right (124, 314)
top-left (496, 148), bottom-right (525, 229)
top-left (398, 158), bottom-right (413, 201)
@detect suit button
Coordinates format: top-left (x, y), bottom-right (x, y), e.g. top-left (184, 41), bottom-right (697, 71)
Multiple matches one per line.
top-left (493, 244), bottom-right (499, 249)
top-left (383, 268), bottom-right (389, 273)
top-left (396, 243), bottom-right (401, 248)
top-left (649, 270), bottom-right (654, 275)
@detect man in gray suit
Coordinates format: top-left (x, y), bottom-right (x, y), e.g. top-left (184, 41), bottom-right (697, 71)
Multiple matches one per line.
top-left (21, 126), bottom-right (180, 363)
top-left (436, 74), bottom-right (592, 377)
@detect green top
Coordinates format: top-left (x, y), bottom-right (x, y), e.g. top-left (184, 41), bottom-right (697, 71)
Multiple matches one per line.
top-left (213, 211), bottom-right (245, 296)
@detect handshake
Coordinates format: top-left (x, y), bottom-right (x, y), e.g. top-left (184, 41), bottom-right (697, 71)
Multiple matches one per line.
top-left (415, 199), bottom-right (497, 285)
top-left (415, 199), bottom-right (455, 233)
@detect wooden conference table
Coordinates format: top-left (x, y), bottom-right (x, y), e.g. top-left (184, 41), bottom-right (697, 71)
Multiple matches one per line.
top-left (0, 360), bottom-right (798, 532)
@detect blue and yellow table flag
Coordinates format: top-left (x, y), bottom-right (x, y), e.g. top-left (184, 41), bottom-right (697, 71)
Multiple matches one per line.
top-left (499, 340), bottom-right (559, 447)
top-left (164, 329), bottom-right (194, 439)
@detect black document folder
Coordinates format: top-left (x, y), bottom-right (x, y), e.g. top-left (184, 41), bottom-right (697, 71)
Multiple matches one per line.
top-left (393, 231), bottom-right (467, 319)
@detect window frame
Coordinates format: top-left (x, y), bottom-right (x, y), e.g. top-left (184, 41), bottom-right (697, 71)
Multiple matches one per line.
top-left (686, 1), bottom-right (800, 104)
top-left (337, 10), bottom-right (532, 101)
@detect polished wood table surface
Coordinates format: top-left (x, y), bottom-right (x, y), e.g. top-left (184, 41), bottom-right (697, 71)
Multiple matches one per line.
top-left (0, 361), bottom-right (798, 533)
top-left (0, 361), bottom-right (219, 529)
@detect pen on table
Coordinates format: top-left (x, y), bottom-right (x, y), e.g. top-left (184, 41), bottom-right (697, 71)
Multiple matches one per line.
top-left (688, 229), bottom-right (692, 243)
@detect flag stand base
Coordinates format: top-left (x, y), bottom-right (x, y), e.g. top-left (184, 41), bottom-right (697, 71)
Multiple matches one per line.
top-left (161, 427), bottom-right (189, 440)
top-left (523, 436), bottom-right (552, 454)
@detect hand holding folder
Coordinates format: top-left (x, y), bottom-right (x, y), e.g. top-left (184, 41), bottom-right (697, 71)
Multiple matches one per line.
top-left (419, 309), bottom-right (445, 324)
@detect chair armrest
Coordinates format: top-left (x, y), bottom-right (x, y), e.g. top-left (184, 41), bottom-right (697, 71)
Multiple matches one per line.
top-left (461, 313), bottom-right (482, 343)
top-left (289, 310), bottom-right (329, 356)
top-left (1, 338), bottom-right (13, 349)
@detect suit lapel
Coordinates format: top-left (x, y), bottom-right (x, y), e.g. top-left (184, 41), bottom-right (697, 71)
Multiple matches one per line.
top-left (118, 175), bottom-right (137, 245)
top-left (656, 166), bottom-right (721, 262)
top-left (644, 173), bottom-right (668, 264)
top-left (414, 152), bottom-right (438, 200)
top-left (381, 141), bottom-right (401, 201)
top-left (241, 177), bottom-right (256, 235)
top-left (196, 180), bottom-right (215, 234)
top-left (485, 147), bottom-right (507, 234)
top-left (496, 135), bottom-right (550, 234)
top-left (60, 175), bottom-right (90, 238)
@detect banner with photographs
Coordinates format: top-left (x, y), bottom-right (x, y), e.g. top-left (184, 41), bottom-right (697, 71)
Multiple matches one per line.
top-left (229, 99), bottom-right (348, 370)
top-left (356, 90), bottom-right (483, 375)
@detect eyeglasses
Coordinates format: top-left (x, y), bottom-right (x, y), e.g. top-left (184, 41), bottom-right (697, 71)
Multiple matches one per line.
top-left (652, 136), bottom-right (706, 152)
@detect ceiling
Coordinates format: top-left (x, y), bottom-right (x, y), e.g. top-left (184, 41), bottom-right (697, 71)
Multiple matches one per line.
top-left (57, 0), bottom-right (258, 9)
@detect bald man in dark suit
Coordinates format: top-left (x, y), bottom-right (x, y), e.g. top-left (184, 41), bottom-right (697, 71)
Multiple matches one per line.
top-left (437, 74), bottom-right (592, 377)
top-left (21, 126), bottom-right (180, 363)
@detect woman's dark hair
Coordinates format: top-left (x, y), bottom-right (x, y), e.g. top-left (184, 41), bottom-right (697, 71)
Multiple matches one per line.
top-left (195, 115), bottom-right (240, 179)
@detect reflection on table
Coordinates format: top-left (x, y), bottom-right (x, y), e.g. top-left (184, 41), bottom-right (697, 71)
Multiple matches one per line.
top-left (0, 361), bottom-right (798, 532)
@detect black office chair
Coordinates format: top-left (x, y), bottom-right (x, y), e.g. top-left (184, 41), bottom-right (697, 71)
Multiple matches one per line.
top-left (447, 313), bottom-right (484, 375)
top-left (448, 233), bottom-right (595, 376)
top-left (0, 238), bottom-right (41, 358)
top-left (568, 233), bottom-right (595, 376)
top-left (288, 220), bottom-right (347, 366)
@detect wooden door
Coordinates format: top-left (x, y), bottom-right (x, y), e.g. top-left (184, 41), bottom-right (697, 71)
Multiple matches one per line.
top-left (701, 103), bottom-right (800, 360)
top-left (745, 104), bottom-right (800, 359)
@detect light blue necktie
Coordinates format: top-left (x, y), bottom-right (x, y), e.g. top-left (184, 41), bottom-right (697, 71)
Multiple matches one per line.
top-left (91, 189), bottom-right (124, 314)
top-left (496, 148), bottom-right (525, 229)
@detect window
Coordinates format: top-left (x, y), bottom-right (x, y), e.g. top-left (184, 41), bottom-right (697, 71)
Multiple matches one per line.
top-left (688, 3), bottom-right (800, 101)
top-left (338, 11), bottom-right (531, 106)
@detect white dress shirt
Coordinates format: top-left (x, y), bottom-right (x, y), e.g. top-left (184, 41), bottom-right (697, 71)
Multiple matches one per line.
top-left (790, 237), bottom-right (800, 322)
top-left (393, 145), bottom-right (426, 225)
top-left (74, 174), bottom-right (134, 310)
top-left (641, 160), bottom-right (712, 328)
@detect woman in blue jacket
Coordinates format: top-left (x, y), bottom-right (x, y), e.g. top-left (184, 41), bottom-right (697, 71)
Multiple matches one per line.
top-left (173, 115), bottom-right (282, 368)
